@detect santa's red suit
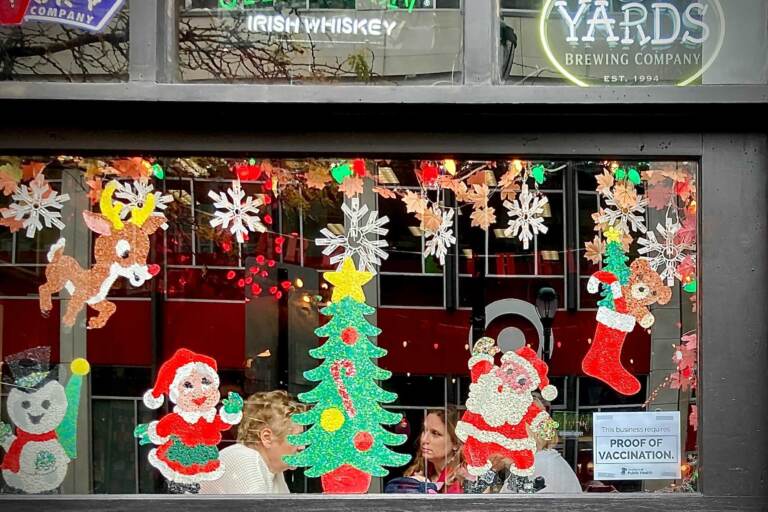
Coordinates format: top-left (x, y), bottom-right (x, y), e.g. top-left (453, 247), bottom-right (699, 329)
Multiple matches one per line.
top-left (456, 346), bottom-right (557, 477)
top-left (147, 408), bottom-right (237, 483)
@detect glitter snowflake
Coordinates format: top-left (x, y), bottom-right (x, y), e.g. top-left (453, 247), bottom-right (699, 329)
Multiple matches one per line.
top-left (316, 197), bottom-right (389, 274)
top-left (637, 217), bottom-right (695, 286)
top-left (208, 180), bottom-right (266, 244)
top-left (598, 188), bottom-right (648, 234)
top-left (2, 174), bottom-right (70, 239)
top-left (424, 207), bottom-right (456, 266)
top-left (503, 184), bottom-right (548, 250)
top-left (114, 179), bottom-right (174, 230)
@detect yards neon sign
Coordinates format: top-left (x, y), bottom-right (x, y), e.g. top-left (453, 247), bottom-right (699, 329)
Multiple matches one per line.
top-left (539, 0), bottom-right (725, 87)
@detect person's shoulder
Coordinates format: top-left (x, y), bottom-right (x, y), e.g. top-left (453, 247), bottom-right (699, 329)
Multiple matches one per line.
top-left (220, 443), bottom-right (262, 462)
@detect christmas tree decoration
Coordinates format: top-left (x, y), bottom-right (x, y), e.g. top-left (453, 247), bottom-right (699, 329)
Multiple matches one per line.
top-left (208, 179), bottom-right (266, 244)
top-left (2, 173), bottom-right (70, 239)
top-left (284, 258), bottom-right (409, 493)
top-left (582, 261), bottom-right (670, 395)
top-left (324, 257), bottom-right (373, 303)
top-left (598, 182), bottom-right (648, 234)
top-left (1, 348), bottom-right (90, 494)
top-left (638, 217), bottom-right (696, 286)
top-left (115, 178), bottom-right (174, 230)
top-left (456, 337), bottom-right (556, 479)
top-left (134, 349), bottom-right (243, 494)
top-left (424, 207), bottom-right (456, 266)
top-left (316, 197), bottom-right (389, 275)
top-left (38, 182), bottom-right (165, 329)
top-left (503, 184), bottom-right (549, 250)
top-left (596, 227), bottom-right (631, 309)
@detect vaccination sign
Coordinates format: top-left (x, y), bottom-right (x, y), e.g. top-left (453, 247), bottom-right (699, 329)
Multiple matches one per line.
top-left (593, 411), bottom-right (681, 480)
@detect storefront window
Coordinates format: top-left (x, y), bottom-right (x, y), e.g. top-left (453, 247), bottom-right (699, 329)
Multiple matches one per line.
top-left (500, 0), bottom-right (768, 86)
top-left (0, 0), bottom-right (129, 82)
top-left (177, 0), bottom-right (464, 84)
top-left (0, 155), bottom-right (698, 495)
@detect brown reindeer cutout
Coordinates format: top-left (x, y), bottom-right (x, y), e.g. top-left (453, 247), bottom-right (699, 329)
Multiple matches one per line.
top-left (39, 181), bottom-right (165, 329)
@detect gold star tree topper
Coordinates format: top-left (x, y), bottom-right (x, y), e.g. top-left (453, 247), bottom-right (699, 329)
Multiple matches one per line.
top-left (324, 258), bottom-right (373, 303)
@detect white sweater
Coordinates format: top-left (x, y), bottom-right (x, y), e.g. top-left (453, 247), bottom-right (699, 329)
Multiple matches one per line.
top-left (501, 449), bottom-right (582, 494)
top-left (199, 444), bottom-right (290, 495)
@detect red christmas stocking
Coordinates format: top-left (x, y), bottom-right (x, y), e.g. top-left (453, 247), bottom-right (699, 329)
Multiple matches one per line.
top-left (582, 307), bottom-right (641, 396)
top-left (0, 0), bottom-right (31, 25)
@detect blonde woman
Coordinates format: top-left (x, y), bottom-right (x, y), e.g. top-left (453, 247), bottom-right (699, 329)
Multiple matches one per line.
top-left (200, 390), bottom-right (305, 494)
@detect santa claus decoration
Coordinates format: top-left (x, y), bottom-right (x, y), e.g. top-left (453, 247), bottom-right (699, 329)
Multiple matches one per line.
top-left (456, 337), bottom-right (557, 487)
top-left (134, 348), bottom-right (243, 494)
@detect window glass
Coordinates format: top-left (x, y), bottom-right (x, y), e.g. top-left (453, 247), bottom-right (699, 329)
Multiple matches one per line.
top-left (0, 155), bottom-right (698, 495)
top-left (500, 0), bottom-right (768, 86)
top-left (177, 0), bottom-right (464, 84)
top-left (0, 1), bottom-right (129, 82)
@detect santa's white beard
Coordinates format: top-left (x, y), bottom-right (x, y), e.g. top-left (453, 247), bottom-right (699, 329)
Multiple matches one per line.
top-left (465, 373), bottom-right (534, 427)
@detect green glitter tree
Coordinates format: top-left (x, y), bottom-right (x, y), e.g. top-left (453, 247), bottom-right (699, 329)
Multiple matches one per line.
top-left (597, 228), bottom-right (631, 309)
top-left (284, 258), bottom-right (409, 493)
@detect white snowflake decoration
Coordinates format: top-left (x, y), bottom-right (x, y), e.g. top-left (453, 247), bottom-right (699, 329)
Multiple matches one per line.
top-left (503, 184), bottom-right (548, 250)
top-left (114, 179), bottom-right (174, 230)
top-left (424, 207), bottom-right (456, 266)
top-left (598, 188), bottom-right (648, 234)
top-left (316, 197), bottom-right (389, 274)
top-left (2, 174), bottom-right (70, 239)
top-left (208, 180), bottom-right (266, 244)
top-left (637, 217), bottom-right (695, 286)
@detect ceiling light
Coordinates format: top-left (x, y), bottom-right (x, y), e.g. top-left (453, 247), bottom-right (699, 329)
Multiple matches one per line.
top-left (408, 226), bottom-right (423, 237)
top-left (377, 166), bottom-right (399, 184)
top-left (326, 223), bottom-right (345, 236)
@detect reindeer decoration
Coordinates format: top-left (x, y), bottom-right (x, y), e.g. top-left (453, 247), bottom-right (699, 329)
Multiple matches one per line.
top-left (39, 181), bottom-right (165, 329)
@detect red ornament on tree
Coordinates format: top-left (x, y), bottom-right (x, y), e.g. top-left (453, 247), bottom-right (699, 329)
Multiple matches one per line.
top-left (341, 327), bottom-right (359, 346)
top-left (353, 432), bottom-right (374, 452)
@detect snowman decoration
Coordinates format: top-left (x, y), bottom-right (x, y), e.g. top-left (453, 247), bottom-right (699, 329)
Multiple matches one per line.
top-left (0, 347), bottom-right (89, 494)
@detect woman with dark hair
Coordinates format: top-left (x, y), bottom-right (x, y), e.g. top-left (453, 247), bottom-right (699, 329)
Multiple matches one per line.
top-left (386, 407), bottom-right (465, 494)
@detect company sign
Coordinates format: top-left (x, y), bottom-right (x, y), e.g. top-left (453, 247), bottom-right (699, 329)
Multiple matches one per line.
top-left (539, 0), bottom-right (725, 86)
top-left (24, 0), bottom-right (125, 32)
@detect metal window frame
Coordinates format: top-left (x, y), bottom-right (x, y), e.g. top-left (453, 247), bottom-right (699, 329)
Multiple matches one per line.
top-left (0, 129), bottom-right (765, 510)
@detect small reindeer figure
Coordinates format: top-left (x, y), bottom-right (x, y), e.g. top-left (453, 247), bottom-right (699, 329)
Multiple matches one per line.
top-left (39, 182), bottom-right (165, 329)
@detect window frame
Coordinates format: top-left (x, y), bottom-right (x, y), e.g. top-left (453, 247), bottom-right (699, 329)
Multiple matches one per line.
top-left (0, 122), bottom-right (764, 509)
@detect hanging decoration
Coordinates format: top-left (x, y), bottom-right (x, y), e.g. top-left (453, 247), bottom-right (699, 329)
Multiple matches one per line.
top-left (208, 179), bottom-right (266, 244)
top-left (597, 171), bottom-right (648, 234)
top-left (582, 259), bottom-right (671, 396)
top-left (316, 197), bottom-right (389, 275)
top-left (423, 206), bottom-right (456, 266)
top-left (38, 182), bottom-right (165, 329)
top-left (134, 349), bottom-right (243, 494)
top-left (456, 336), bottom-right (557, 484)
top-left (2, 173), bottom-right (70, 239)
top-left (285, 257), bottom-right (409, 494)
top-left (503, 184), bottom-right (549, 250)
top-left (115, 178), bottom-right (174, 231)
top-left (0, 347), bottom-right (90, 494)
top-left (638, 216), bottom-right (696, 287)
